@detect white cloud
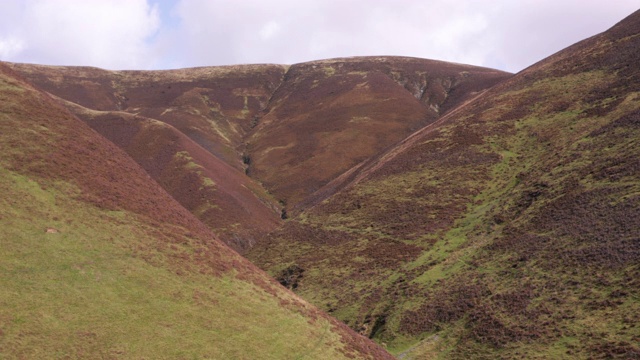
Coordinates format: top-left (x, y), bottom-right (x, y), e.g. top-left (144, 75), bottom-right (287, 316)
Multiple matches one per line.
top-left (0, 37), bottom-right (26, 59)
top-left (0, 0), bottom-right (638, 72)
top-left (0, 0), bottom-right (160, 69)
top-left (259, 21), bottom-right (282, 40)
top-left (163, 0), bottom-right (638, 72)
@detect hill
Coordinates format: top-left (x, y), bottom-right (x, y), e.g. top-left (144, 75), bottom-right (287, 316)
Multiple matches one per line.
top-left (246, 57), bottom-right (509, 210)
top-left (8, 58), bottom-right (510, 250)
top-left (0, 63), bottom-right (393, 359)
top-left (3, 9), bottom-right (639, 359)
top-left (246, 10), bottom-right (640, 359)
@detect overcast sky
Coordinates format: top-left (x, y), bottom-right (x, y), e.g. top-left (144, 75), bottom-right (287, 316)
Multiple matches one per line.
top-left (0, 1), bottom-right (637, 73)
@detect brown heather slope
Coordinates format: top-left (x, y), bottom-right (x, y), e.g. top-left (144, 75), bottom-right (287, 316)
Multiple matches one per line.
top-left (7, 63), bottom-right (287, 168)
top-left (247, 57), bottom-right (510, 210)
top-left (59, 102), bottom-right (280, 251)
top-left (8, 63), bottom-right (286, 250)
top-left (247, 10), bottom-right (640, 359)
top-left (7, 58), bottom-right (509, 251)
top-left (0, 63), bottom-right (394, 359)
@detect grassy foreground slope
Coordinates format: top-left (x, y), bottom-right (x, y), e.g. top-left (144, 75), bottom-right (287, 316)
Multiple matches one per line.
top-left (0, 65), bottom-right (393, 359)
top-left (248, 10), bottom-right (640, 359)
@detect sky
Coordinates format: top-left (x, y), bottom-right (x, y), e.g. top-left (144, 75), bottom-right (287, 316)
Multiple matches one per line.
top-left (0, 1), bottom-right (637, 73)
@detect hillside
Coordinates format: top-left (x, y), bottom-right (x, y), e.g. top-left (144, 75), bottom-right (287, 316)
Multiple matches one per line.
top-left (8, 58), bottom-right (510, 250)
top-left (247, 10), bottom-right (640, 359)
top-left (5, 63), bottom-right (287, 251)
top-left (246, 57), bottom-right (509, 210)
top-left (0, 64), bottom-right (393, 359)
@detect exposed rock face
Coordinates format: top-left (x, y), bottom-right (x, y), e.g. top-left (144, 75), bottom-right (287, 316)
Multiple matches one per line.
top-left (276, 264), bottom-right (304, 289)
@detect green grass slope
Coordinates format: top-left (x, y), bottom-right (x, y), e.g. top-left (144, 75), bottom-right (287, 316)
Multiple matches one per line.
top-left (0, 65), bottom-right (393, 359)
top-left (247, 10), bottom-right (640, 359)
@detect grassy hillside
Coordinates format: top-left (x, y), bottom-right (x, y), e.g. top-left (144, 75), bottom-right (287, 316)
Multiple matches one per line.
top-left (0, 64), bottom-right (393, 359)
top-left (247, 10), bottom-right (640, 359)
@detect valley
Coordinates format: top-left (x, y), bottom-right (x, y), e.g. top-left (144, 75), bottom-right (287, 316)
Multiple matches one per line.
top-left (2, 9), bottom-right (639, 359)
